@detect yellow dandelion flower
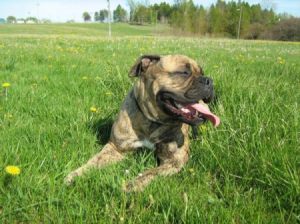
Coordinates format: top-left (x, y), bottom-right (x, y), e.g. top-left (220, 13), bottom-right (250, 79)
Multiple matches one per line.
top-left (2, 82), bottom-right (11, 88)
top-left (90, 106), bottom-right (97, 113)
top-left (4, 113), bottom-right (13, 119)
top-left (277, 57), bottom-right (285, 64)
top-left (5, 165), bottom-right (21, 175)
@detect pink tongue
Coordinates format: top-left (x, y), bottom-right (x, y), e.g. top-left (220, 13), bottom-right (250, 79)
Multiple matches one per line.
top-left (188, 103), bottom-right (220, 127)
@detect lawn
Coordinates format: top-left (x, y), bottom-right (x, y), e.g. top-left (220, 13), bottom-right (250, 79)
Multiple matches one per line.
top-left (0, 23), bottom-right (159, 37)
top-left (0, 24), bottom-right (299, 223)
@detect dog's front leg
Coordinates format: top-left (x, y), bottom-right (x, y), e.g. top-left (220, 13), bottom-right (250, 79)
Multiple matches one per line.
top-left (124, 140), bottom-right (189, 192)
top-left (65, 142), bottom-right (124, 185)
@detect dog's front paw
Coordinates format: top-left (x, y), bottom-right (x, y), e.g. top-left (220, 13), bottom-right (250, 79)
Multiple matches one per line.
top-left (64, 171), bottom-right (78, 186)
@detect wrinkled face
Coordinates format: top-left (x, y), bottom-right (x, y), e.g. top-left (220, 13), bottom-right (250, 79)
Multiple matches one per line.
top-left (130, 55), bottom-right (215, 125)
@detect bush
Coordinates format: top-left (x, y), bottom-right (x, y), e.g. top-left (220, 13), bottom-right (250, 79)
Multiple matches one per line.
top-left (260, 18), bottom-right (300, 41)
top-left (245, 23), bottom-right (266, 39)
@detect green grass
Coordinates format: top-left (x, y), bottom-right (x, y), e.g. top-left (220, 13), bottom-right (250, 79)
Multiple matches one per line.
top-left (0, 24), bottom-right (299, 223)
top-left (0, 23), bottom-right (156, 37)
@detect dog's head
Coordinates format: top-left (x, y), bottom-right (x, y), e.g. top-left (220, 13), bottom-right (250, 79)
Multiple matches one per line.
top-left (129, 54), bottom-right (220, 126)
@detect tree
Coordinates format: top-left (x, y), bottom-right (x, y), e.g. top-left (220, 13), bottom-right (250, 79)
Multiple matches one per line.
top-left (26, 17), bottom-right (38, 23)
top-left (268, 18), bottom-right (300, 41)
top-left (113, 4), bottom-right (127, 22)
top-left (134, 5), bottom-right (151, 24)
top-left (94, 11), bottom-right (100, 22)
top-left (6, 16), bottom-right (16, 23)
top-left (117, 0), bottom-right (297, 41)
top-left (239, 3), bottom-right (251, 38)
top-left (196, 6), bottom-right (208, 34)
top-left (127, 0), bottom-right (138, 22)
top-left (261, 0), bottom-right (276, 11)
top-left (208, 5), bottom-right (222, 34)
top-left (151, 2), bottom-right (173, 23)
top-left (82, 12), bottom-right (91, 22)
top-left (245, 23), bottom-right (265, 39)
top-left (250, 4), bottom-right (263, 23)
top-left (99, 9), bottom-right (108, 22)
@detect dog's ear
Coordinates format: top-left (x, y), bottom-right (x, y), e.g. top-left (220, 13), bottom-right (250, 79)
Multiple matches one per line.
top-left (129, 55), bottom-right (161, 77)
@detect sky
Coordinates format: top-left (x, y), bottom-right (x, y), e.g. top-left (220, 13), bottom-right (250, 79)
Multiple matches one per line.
top-left (0, 0), bottom-right (299, 22)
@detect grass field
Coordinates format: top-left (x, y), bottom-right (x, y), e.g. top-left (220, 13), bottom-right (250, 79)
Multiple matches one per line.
top-left (0, 23), bottom-right (299, 223)
top-left (0, 23), bottom-right (162, 37)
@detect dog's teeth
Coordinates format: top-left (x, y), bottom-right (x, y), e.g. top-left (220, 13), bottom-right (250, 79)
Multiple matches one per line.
top-left (174, 101), bottom-right (183, 109)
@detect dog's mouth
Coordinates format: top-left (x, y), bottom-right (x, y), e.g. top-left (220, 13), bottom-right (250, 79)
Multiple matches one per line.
top-left (158, 92), bottom-right (220, 126)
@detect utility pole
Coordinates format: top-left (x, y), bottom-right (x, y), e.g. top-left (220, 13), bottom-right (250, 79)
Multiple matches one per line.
top-left (107, 0), bottom-right (111, 38)
top-left (36, 1), bottom-right (40, 23)
top-left (237, 6), bottom-right (242, 39)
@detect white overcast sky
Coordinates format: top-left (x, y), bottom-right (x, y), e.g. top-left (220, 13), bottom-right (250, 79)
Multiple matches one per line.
top-left (0, 0), bottom-right (299, 22)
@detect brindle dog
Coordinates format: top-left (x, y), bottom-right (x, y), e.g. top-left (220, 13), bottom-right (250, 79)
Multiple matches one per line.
top-left (65, 55), bottom-right (220, 192)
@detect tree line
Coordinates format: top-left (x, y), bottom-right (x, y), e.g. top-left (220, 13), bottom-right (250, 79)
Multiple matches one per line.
top-left (84, 0), bottom-right (299, 41)
top-left (6, 16), bottom-right (41, 23)
top-left (83, 5), bottom-right (127, 23)
top-left (129, 0), bottom-right (299, 40)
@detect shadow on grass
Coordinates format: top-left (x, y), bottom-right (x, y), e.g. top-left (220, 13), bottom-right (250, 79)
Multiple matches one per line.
top-left (87, 115), bottom-right (114, 145)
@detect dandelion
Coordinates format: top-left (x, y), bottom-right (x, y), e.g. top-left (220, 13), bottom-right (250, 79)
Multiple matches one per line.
top-left (2, 82), bottom-right (11, 100)
top-left (5, 165), bottom-right (21, 176)
top-left (277, 57), bottom-right (285, 64)
top-left (2, 82), bottom-right (10, 88)
top-left (90, 106), bottom-right (97, 113)
top-left (4, 113), bottom-right (13, 119)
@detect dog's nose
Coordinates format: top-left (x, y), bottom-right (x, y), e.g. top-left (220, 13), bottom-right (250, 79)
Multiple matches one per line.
top-left (199, 76), bottom-right (213, 86)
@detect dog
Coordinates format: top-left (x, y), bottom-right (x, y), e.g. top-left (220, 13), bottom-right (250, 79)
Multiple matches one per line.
top-left (65, 54), bottom-right (220, 192)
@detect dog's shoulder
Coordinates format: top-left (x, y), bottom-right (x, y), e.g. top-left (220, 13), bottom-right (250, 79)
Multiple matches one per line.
top-left (120, 89), bottom-right (139, 113)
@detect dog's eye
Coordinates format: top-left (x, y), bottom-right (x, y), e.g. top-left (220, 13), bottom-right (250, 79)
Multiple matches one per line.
top-left (177, 71), bottom-right (190, 76)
